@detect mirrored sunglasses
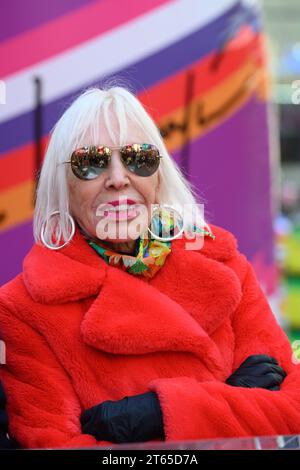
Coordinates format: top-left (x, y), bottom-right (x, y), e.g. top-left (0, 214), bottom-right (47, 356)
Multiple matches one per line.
top-left (62, 143), bottom-right (163, 180)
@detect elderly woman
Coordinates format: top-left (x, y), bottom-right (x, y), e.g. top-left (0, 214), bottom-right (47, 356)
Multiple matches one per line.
top-left (0, 85), bottom-right (299, 449)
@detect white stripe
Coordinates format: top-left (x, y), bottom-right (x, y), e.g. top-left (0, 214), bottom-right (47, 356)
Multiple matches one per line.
top-left (0, 0), bottom-right (236, 124)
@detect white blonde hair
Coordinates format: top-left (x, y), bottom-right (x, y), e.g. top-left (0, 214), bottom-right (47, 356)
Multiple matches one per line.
top-left (33, 82), bottom-right (213, 247)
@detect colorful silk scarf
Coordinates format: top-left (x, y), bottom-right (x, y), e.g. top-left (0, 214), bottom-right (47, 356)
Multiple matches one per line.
top-left (85, 209), bottom-right (215, 280)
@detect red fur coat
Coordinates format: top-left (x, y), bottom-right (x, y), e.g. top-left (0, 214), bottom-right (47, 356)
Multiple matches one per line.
top-left (0, 223), bottom-right (300, 449)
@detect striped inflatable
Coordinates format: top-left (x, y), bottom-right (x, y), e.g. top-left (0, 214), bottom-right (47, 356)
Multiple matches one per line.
top-left (0, 0), bottom-right (277, 295)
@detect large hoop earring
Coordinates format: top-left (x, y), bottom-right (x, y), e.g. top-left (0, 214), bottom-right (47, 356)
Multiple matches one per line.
top-left (40, 211), bottom-right (75, 250)
top-left (147, 204), bottom-right (185, 242)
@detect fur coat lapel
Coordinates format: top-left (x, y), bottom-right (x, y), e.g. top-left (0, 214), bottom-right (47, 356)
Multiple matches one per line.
top-left (23, 224), bottom-right (242, 374)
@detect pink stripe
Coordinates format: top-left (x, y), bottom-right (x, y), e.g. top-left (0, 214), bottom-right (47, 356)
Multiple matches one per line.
top-left (0, 0), bottom-right (171, 78)
top-left (0, 0), bottom-right (96, 43)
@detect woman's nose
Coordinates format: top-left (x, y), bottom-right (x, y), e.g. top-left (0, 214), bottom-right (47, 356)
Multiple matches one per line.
top-left (104, 150), bottom-right (130, 190)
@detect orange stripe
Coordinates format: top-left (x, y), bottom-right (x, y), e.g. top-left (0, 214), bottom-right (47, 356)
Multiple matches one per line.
top-left (0, 180), bottom-right (34, 232)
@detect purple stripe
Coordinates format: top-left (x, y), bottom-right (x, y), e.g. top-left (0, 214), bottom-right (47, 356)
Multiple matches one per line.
top-left (0, 220), bottom-right (34, 286)
top-left (173, 94), bottom-right (273, 265)
top-left (0, 0), bottom-right (97, 43)
top-left (0, 1), bottom-right (246, 155)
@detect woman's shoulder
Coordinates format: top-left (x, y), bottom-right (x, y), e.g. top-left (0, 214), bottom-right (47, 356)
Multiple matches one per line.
top-left (173, 222), bottom-right (240, 263)
top-left (199, 223), bottom-right (239, 261)
top-left (0, 273), bottom-right (27, 312)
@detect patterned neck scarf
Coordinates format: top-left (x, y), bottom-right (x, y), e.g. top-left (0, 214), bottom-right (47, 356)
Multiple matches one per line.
top-left (80, 210), bottom-right (215, 280)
